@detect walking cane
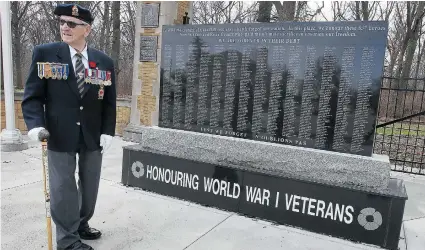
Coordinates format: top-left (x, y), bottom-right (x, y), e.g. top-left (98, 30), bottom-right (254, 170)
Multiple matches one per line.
top-left (39, 129), bottom-right (53, 250)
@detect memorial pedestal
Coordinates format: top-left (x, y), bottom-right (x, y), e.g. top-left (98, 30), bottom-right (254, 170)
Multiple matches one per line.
top-left (122, 126), bottom-right (407, 250)
top-left (122, 19), bottom-right (406, 250)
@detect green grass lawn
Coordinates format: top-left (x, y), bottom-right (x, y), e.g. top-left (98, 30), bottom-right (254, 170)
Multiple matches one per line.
top-left (376, 122), bottom-right (425, 136)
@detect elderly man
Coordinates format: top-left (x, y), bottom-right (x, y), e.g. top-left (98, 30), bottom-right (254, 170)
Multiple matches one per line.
top-left (21, 3), bottom-right (116, 250)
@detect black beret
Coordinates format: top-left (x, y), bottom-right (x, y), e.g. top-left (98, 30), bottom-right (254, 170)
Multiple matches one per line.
top-left (54, 4), bottom-right (94, 24)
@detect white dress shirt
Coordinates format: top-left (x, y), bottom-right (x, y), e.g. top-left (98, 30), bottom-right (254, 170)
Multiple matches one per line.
top-left (69, 44), bottom-right (89, 72)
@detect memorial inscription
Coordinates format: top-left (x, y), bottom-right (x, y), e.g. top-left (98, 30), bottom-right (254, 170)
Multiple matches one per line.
top-left (141, 2), bottom-right (160, 28)
top-left (158, 21), bottom-right (388, 156)
top-left (140, 35), bottom-right (158, 62)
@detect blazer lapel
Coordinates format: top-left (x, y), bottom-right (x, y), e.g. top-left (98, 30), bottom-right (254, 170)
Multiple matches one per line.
top-left (56, 42), bottom-right (80, 98)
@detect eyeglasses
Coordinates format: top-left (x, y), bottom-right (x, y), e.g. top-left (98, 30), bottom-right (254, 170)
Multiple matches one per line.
top-left (59, 19), bottom-right (86, 28)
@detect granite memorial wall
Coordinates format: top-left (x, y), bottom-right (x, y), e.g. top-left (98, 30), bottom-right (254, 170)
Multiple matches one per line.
top-left (158, 21), bottom-right (388, 156)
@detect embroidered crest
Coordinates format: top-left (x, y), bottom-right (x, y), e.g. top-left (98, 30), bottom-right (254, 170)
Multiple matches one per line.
top-left (72, 5), bottom-right (79, 16)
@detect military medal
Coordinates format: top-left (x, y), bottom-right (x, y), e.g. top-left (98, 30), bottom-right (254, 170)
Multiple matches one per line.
top-left (84, 69), bottom-right (89, 83)
top-left (57, 64), bottom-right (63, 80)
top-left (98, 85), bottom-right (104, 99)
top-left (91, 69), bottom-right (96, 84)
top-left (37, 62), bottom-right (44, 79)
top-left (105, 71), bottom-right (112, 85)
top-left (45, 64), bottom-right (52, 79)
top-left (63, 64), bottom-right (69, 80)
top-left (97, 69), bottom-right (102, 85)
top-left (106, 71), bottom-right (111, 85)
top-left (51, 64), bottom-right (57, 79)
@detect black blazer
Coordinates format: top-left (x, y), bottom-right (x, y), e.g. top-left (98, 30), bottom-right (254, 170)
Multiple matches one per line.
top-left (21, 42), bottom-right (116, 152)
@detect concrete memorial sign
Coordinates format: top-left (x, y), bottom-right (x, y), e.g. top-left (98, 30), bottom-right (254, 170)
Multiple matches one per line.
top-left (123, 19), bottom-right (407, 250)
top-left (139, 35), bottom-right (158, 62)
top-left (122, 145), bottom-right (406, 250)
top-left (158, 21), bottom-right (387, 157)
top-left (140, 2), bottom-right (160, 28)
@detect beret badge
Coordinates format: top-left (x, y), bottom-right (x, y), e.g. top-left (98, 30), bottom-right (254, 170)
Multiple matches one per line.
top-left (72, 5), bottom-right (79, 16)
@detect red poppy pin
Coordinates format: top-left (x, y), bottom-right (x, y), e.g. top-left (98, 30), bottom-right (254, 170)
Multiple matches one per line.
top-left (89, 61), bottom-right (96, 68)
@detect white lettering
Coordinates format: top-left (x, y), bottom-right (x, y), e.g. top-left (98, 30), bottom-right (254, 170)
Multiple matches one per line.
top-left (146, 165), bottom-right (153, 178)
top-left (203, 177), bottom-right (239, 198)
top-left (263, 189), bottom-right (270, 206)
top-left (192, 175), bottom-right (199, 190)
top-left (334, 203), bottom-right (345, 222)
top-left (301, 197), bottom-right (309, 214)
top-left (283, 194), bottom-right (354, 225)
top-left (292, 195), bottom-right (300, 212)
top-left (344, 206), bottom-right (354, 224)
top-left (246, 186), bottom-right (270, 206)
top-left (177, 171), bottom-right (183, 186)
top-left (316, 200), bottom-right (326, 218)
top-left (153, 166), bottom-right (158, 180)
top-left (165, 169), bottom-right (171, 183)
top-left (220, 180), bottom-right (227, 196)
top-left (325, 202), bottom-right (334, 220)
top-left (232, 183), bottom-right (240, 199)
top-left (275, 192), bottom-right (280, 208)
top-left (204, 177), bottom-right (213, 192)
top-left (285, 194), bottom-right (293, 210)
top-left (145, 165), bottom-right (199, 190)
top-left (307, 198), bottom-right (316, 216)
top-left (213, 179), bottom-right (220, 195)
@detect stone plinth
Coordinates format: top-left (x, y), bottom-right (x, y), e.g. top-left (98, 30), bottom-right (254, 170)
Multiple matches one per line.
top-left (121, 126), bottom-right (407, 250)
top-left (123, 125), bottom-right (391, 191)
top-left (1, 129), bottom-right (28, 152)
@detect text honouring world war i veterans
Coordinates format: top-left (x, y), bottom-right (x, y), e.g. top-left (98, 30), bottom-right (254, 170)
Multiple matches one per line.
top-left (158, 21), bottom-right (389, 156)
top-left (141, 163), bottom-right (355, 224)
top-left (123, 148), bottom-right (407, 250)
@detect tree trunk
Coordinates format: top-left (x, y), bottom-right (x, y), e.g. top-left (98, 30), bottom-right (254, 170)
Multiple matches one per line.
top-left (361, 1), bottom-right (369, 20)
top-left (273, 1), bottom-right (296, 21)
top-left (41, 1), bottom-right (62, 42)
top-left (11, 2), bottom-right (23, 89)
top-left (394, 2), bottom-right (425, 118)
top-left (257, 1), bottom-right (272, 22)
top-left (400, 2), bottom-right (425, 81)
top-left (99, 1), bottom-right (110, 52)
top-left (355, 2), bottom-right (361, 20)
top-left (111, 1), bottom-right (121, 76)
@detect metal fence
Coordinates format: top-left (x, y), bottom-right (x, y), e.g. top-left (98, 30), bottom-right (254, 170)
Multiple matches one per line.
top-left (373, 76), bottom-right (425, 175)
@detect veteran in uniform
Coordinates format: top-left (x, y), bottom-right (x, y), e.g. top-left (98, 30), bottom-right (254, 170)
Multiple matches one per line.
top-left (21, 4), bottom-right (116, 250)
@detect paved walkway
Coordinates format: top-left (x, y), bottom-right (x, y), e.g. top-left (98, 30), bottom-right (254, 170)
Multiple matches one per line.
top-left (2, 137), bottom-right (424, 250)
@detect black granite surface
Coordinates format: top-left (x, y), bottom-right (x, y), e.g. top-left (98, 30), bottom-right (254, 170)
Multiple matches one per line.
top-left (122, 147), bottom-right (407, 250)
top-left (158, 21), bottom-right (389, 156)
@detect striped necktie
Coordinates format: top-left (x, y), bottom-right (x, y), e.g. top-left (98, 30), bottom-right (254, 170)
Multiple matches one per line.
top-left (75, 53), bottom-right (85, 97)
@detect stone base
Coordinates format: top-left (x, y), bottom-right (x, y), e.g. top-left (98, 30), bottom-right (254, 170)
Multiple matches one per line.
top-left (121, 144), bottom-right (407, 250)
top-left (1, 128), bottom-right (28, 152)
top-left (1, 141), bottom-right (29, 152)
top-left (123, 125), bottom-right (391, 191)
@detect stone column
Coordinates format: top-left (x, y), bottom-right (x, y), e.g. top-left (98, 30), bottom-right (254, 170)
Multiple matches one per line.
top-left (0, 1), bottom-right (28, 152)
top-left (126, 1), bottom-right (192, 135)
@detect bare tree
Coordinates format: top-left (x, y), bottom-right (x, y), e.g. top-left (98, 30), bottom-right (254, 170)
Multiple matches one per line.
top-left (272, 1), bottom-right (296, 21)
top-left (110, 1), bottom-right (120, 76)
top-left (11, 1), bottom-right (31, 89)
top-left (193, 1), bottom-right (258, 24)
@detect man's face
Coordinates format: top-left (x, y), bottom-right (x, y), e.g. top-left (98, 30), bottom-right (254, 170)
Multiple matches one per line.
top-left (59, 15), bottom-right (91, 45)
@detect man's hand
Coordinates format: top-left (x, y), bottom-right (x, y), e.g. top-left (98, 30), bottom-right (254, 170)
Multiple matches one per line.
top-left (100, 134), bottom-right (113, 154)
top-left (28, 127), bottom-right (46, 141)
